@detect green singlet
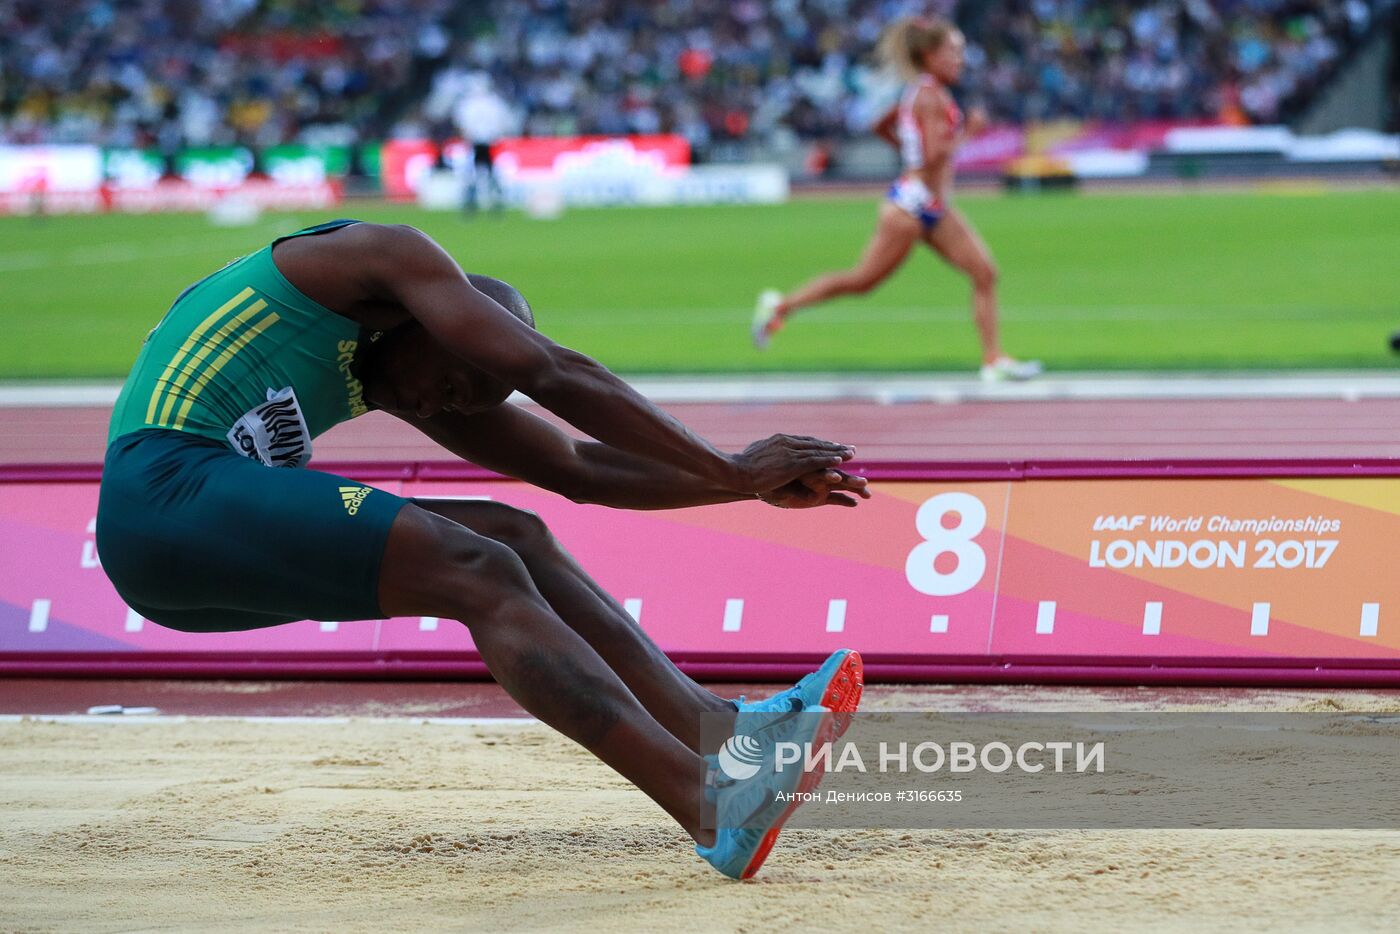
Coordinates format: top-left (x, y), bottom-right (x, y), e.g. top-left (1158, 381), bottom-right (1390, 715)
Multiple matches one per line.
top-left (97, 219), bottom-right (410, 633)
top-left (108, 218), bottom-right (372, 464)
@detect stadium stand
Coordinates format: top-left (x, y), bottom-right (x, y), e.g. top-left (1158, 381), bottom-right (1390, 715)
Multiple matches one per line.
top-left (0, 0), bottom-right (455, 148)
top-left (1389, 4), bottom-right (1400, 129)
top-left (2, 0), bottom-right (1394, 154)
top-left (448, 0), bottom-right (1393, 148)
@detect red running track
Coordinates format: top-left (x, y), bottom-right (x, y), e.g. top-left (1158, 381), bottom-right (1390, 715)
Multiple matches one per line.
top-left (6, 398), bottom-right (1400, 467)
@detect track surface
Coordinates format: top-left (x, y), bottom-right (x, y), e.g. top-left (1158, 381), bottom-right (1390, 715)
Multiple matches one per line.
top-left (7, 397), bottom-right (1400, 465)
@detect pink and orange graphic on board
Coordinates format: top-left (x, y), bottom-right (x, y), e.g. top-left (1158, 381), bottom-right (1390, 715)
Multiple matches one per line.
top-left (994, 479), bottom-right (1400, 660)
top-left (2, 476), bottom-right (1398, 672)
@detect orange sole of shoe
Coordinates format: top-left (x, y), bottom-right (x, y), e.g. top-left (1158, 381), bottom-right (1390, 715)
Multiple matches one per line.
top-left (739, 651), bottom-right (865, 879)
top-left (818, 650), bottom-right (864, 738)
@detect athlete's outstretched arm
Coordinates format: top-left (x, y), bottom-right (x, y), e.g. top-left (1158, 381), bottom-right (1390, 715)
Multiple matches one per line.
top-left (409, 403), bottom-right (870, 511)
top-left (356, 225), bottom-right (853, 493)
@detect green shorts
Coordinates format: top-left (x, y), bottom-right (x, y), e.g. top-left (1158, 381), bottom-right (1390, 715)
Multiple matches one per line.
top-left (97, 428), bottom-right (408, 633)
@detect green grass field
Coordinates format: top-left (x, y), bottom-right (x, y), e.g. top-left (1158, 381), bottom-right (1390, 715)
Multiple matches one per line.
top-left (2, 187), bottom-right (1398, 379)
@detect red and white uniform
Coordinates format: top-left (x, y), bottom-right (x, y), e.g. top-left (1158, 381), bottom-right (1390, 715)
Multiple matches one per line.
top-left (888, 75), bottom-right (961, 230)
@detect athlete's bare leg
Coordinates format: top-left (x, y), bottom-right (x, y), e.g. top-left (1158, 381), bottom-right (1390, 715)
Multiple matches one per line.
top-left (925, 207), bottom-right (1002, 364)
top-left (377, 503), bottom-right (714, 845)
top-left (414, 498), bottom-right (735, 754)
top-left (776, 204), bottom-right (921, 319)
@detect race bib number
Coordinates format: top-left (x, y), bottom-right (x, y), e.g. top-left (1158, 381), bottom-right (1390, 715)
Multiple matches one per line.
top-left (227, 386), bottom-right (312, 469)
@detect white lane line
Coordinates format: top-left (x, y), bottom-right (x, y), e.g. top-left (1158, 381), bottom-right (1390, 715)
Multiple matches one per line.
top-left (0, 384), bottom-right (122, 406)
top-left (1142, 602), bottom-right (1162, 636)
top-left (1251, 603), bottom-right (1271, 636)
top-left (1360, 603), bottom-right (1379, 637)
top-left (825, 599), bottom-right (847, 633)
top-left (722, 599), bottom-right (744, 632)
top-left (6, 370), bottom-right (1400, 408)
top-left (28, 599), bottom-right (51, 633)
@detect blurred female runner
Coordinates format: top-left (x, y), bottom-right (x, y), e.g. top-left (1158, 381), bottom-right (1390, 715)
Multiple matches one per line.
top-left (752, 16), bottom-right (1040, 382)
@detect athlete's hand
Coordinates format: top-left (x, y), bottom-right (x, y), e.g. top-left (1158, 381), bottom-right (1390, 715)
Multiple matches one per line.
top-left (729, 435), bottom-right (855, 495)
top-left (760, 468), bottom-right (871, 509)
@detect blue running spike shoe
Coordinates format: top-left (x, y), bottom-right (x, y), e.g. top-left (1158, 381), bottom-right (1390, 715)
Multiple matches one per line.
top-left (735, 649), bottom-right (864, 737)
top-left (696, 703), bottom-right (837, 879)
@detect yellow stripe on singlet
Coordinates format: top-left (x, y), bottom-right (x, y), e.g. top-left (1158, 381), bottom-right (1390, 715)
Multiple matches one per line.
top-left (143, 286), bottom-right (256, 425)
top-left (171, 311), bottom-right (282, 430)
top-left (151, 299), bottom-right (269, 428)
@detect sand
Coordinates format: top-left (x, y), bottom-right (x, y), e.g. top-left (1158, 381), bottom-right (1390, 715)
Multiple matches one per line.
top-left (3, 686), bottom-right (1399, 933)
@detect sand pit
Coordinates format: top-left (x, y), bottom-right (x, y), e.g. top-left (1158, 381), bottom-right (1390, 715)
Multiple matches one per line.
top-left (2, 686), bottom-right (1399, 932)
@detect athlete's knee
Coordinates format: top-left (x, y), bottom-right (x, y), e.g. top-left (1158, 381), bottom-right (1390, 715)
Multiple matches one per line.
top-left (474, 503), bottom-right (557, 562)
top-left (459, 535), bottom-right (533, 594)
top-left (968, 260), bottom-right (998, 290)
top-left (423, 526), bottom-right (535, 615)
top-left (846, 270), bottom-right (884, 295)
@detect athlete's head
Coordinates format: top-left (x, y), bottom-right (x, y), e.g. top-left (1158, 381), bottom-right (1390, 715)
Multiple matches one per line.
top-left (468, 273), bottom-right (535, 330)
top-left (880, 16), bottom-right (964, 84)
top-left (363, 274), bottom-right (533, 419)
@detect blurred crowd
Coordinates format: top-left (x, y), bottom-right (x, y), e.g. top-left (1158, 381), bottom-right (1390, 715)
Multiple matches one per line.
top-left (969, 0), bottom-right (1387, 125)
top-left (449, 0), bottom-right (1391, 149)
top-left (1390, 8), bottom-right (1400, 130)
top-left (0, 0), bottom-right (454, 149)
top-left (1, 0), bottom-right (1394, 153)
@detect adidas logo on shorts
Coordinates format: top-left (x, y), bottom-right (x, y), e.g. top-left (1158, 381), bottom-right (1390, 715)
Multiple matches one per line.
top-left (340, 485), bottom-right (372, 516)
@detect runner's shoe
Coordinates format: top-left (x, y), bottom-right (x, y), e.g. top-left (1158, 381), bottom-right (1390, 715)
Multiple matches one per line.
top-left (751, 289), bottom-right (784, 349)
top-left (696, 701), bottom-right (837, 879)
top-left (979, 356), bottom-right (1043, 382)
top-left (734, 649), bottom-right (864, 738)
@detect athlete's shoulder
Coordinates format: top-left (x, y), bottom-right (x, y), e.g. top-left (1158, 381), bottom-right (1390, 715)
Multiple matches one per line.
top-left (281, 221), bottom-right (445, 272)
top-left (355, 223), bottom-right (456, 270)
top-left (309, 220), bottom-right (427, 250)
top-left (908, 83), bottom-right (946, 118)
top-left (912, 77), bottom-right (951, 107)
top-left (298, 223), bottom-right (464, 303)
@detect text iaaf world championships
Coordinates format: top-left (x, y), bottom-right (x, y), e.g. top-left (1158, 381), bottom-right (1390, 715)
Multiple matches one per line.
top-left (1088, 513), bottom-right (1342, 570)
